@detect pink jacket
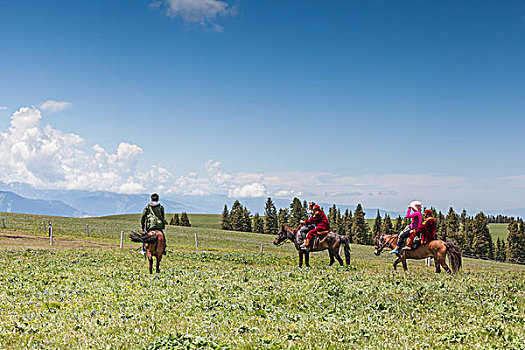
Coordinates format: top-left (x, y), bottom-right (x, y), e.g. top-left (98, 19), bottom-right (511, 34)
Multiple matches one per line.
top-left (406, 208), bottom-right (423, 230)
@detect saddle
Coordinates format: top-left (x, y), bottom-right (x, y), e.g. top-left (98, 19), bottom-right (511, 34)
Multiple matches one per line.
top-left (403, 236), bottom-right (422, 251)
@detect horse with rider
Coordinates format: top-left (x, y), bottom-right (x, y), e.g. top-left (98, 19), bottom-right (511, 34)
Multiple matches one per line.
top-left (374, 200), bottom-right (462, 273)
top-left (273, 202), bottom-right (351, 267)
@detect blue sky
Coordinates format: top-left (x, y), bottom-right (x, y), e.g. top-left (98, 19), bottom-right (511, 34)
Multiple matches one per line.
top-left (0, 0), bottom-right (524, 212)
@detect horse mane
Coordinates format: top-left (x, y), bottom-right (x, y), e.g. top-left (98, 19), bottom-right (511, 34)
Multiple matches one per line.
top-left (284, 226), bottom-right (299, 233)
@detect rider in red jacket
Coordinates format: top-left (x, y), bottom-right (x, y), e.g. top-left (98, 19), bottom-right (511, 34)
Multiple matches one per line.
top-left (300, 205), bottom-right (330, 250)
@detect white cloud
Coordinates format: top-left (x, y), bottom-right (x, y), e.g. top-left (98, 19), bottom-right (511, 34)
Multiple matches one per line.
top-left (40, 100), bottom-right (72, 113)
top-left (155, 0), bottom-right (237, 32)
top-left (228, 183), bottom-right (266, 198)
top-left (0, 106), bottom-right (8, 110)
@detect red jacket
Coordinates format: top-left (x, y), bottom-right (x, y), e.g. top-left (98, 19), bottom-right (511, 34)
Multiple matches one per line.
top-left (419, 217), bottom-right (436, 244)
top-left (304, 208), bottom-right (330, 233)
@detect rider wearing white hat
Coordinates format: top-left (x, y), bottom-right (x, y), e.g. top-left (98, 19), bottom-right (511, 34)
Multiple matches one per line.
top-left (389, 200), bottom-right (423, 254)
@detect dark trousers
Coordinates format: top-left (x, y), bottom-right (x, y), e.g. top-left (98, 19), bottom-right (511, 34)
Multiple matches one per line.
top-left (298, 225), bottom-right (315, 243)
top-left (397, 226), bottom-right (413, 248)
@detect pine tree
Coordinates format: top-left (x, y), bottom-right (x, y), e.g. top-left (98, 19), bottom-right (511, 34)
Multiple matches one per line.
top-left (394, 216), bottom-right (403, 232)
top-left (230, 200), bottom-right (245, 231)
top-left (289, 198), bottom-right (305, 228)
top-left (278, 208), bottom-right (289, 228)
top-left (372, 210), bottom-right (382, 236)
top-left (343, 209), bottom-right (353, 239)
top-left (180, 212), bottom-right (191, 227)
top-left (336, 209), bottom-right (344, 235)
top-left (507, 219), bottom-right (525, 263)
top-left (436, 211), bottom-right (445, 239)
top-left (264, 197), bottom-right (278, 235)
top-left (301, 200), bottom-right (308, 221)
top-left (495, 238), bottom-right (506, 262)
top-left (252, 213), bottom-right (264, 233)
top-left (471, 212), bottom-right (493, 259)
top-left (221, 205), bottom-right (232, 230)
top-left (352, 204), bottom-right (372, 245)
top-left (382, 215), bottom-right (395, 235)
top-left (170, 213), bottom-right (180, 226)
top-left (243, 206), bottom-right (252, 232)
top-left (444, 207), bottom-right (460, 242)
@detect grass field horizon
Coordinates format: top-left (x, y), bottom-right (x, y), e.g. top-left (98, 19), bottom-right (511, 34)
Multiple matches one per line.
top-left (0, 212), bottom-right (524, 349)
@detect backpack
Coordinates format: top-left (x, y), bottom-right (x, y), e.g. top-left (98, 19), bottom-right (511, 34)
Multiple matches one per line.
top-left (147, 205), bottom-right (164, 230)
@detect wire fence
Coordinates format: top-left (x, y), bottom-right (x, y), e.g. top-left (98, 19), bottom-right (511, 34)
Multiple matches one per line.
top-left (0, 214), bottom-right (279, 254)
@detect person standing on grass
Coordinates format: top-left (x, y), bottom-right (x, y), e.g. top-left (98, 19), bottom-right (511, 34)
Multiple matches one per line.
top-left (140, 193), bottom-right (166, 255)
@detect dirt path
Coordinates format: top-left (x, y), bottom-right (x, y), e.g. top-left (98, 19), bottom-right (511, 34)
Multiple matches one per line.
top-left (0, 231), bottom-right (130, 250)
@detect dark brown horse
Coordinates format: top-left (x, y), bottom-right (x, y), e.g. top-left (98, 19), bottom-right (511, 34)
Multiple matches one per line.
top-left (273, 226), bottom-right (350, 267)
top-left (373, 233), bottom-right (462, 273)
top-left (130, 230), bottom-right (166, 274)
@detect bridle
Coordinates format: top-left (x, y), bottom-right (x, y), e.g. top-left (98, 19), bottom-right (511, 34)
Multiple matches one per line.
top-left (375, 234), bottom-right (391, 254)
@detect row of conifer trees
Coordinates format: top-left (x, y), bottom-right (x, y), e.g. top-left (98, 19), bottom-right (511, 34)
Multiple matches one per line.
top-left (168, 212), bottom-right (191, 227)
top-left (221, 198), bottom-right (375, 245)
top-left (222, 198), bottom-right (525, 264)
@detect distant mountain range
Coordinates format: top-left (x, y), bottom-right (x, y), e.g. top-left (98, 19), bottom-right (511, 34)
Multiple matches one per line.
top-left (0, 181), bottom-right (402, 218)
top-left (1, 181), bottom-right (523, 219)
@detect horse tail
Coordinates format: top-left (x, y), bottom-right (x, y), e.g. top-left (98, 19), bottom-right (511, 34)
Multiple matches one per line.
top-left (445, 241), bottom-right (462, 274)
top-left (340, 235), bottom-right (351, 265)
top-left (129, 232), bottom-right (159, 243)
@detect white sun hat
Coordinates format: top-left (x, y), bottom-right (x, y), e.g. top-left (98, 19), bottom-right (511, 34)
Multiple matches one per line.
top-left (410, 200), bottom-right (422, 211)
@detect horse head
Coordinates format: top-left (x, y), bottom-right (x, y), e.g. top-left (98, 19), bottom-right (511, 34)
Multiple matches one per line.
top-left (273, 225), bottom-right (292, 246)
top-left (373, 233), bottom-right (386, 256)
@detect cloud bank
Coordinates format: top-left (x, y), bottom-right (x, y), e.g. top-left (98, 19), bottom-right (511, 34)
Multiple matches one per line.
top-left (40, 100), bottom-right (72, 113)
top-left (154, 0), bottom-right (237, 31)
top-left (1, 106), bottom-right (523, 211)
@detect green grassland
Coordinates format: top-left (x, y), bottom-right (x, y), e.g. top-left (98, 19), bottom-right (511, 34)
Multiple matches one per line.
top-left (0, 212), bottom-right (523, 349)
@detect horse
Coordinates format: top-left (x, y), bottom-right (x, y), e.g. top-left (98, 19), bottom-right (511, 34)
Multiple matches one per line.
top-left (130, 230), bottom-right (166, 274)
top-left (273, 226), bottom-right (351, 267)
top-left (373, 233), bottom-right (462, 273)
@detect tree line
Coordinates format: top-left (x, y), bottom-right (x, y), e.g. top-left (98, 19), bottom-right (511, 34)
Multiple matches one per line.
top-left (169, 212), bottom-right (191, 227)
top-left (370, 207), bottom-right (525, 264)
top-left (221, 198), bottom-right (375, 245)
top-left (222, 199), bottom-right (525, 263)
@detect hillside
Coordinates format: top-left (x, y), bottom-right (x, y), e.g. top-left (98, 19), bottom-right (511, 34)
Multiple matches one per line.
top-left (0, 212), bottom-right (523, 349)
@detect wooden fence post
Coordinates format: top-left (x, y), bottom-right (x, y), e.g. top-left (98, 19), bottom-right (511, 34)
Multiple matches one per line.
top-left (120, 231), bottom-right (124, 248)
top-left (2, 218), bottom-right (5, 229)
top-left (195, 233), bottom-right (198, 249)
top-left (86, 224), bottom-right (90, 237)
top-left (43, 220), bottom-right (46, 232)
top-left (49, 221), bottom-right (53, 245)
top-left (260, 244), bottom-right (264, 254)
top-left (425, 257), bottom-right (432, 266)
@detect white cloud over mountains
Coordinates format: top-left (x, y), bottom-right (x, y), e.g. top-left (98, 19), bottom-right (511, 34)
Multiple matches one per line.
top-left (153, 0), bottom-right (237, 32)
top-left (1, 106), bottom-right (522, 211)
top-left (40, 100), bottom-right (72, 113)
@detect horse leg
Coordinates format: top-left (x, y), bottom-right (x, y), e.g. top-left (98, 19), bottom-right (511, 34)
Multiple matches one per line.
top-left (433, 252), bottom-right (441, 273)
top-left (305, 253), bottom-right (310, 267)
top-left (298, 252), bottom-right (303, 268)
top-left (328, 250), bottom-right (335, 266)
top-left (401, 256), bottom-right (408, 271)
top-left (148, 257), bottom-right (153, 274)
top-left (438, 250), bottom-right (451, 273)
top-left (393, 257), bottom-right (400, 270)
top-left (156, 254), bottom-right (162, 273)
top-left (333, 249), bottom-right (344, 266)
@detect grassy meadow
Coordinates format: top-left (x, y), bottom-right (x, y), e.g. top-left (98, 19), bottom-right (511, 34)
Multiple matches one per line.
top-left (0, 212), bottom-right (523, 349)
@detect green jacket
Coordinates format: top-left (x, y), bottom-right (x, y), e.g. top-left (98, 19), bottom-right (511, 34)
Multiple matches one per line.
top-left (141, 202), bottom-right (166, 232)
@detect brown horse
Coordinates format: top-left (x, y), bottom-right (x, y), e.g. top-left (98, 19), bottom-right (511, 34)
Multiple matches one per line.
top-left (273, 226), bottom-right (350, 267)
top-left (373, 233), bottom-right (462, 273)
top-left (130, 230), bottom-right (166, 274)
